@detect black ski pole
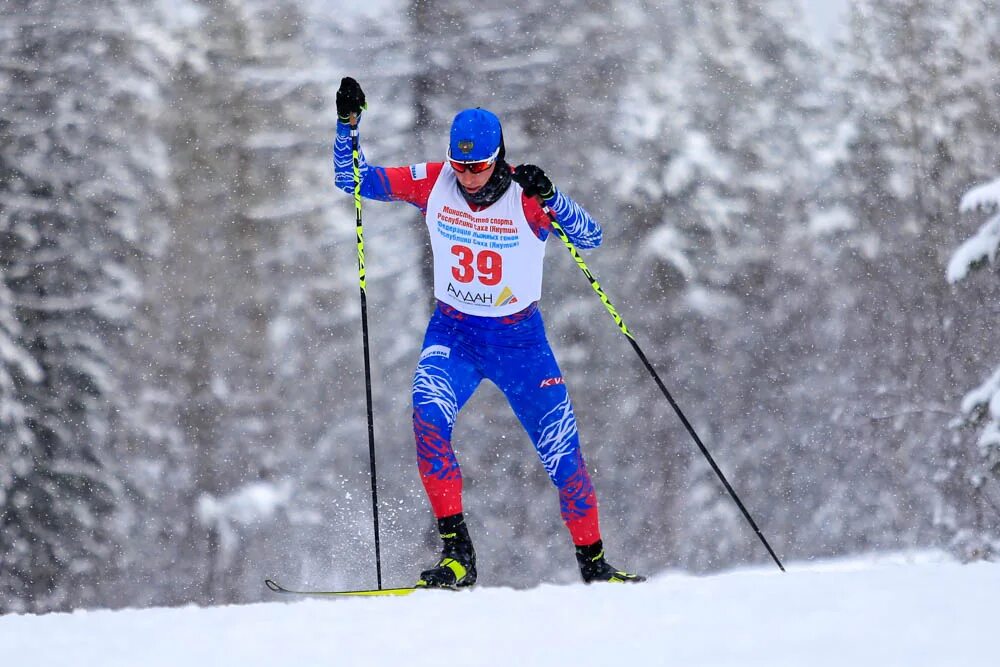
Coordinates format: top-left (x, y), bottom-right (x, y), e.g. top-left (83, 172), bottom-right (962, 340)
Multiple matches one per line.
top-left (350, 113), bottom-right (383, 589)
top-left (539, 199), bottom-right (785, 572)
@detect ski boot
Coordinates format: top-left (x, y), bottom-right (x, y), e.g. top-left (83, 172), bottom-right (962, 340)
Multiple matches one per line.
top-left (575, 540), bottom-right (646, 583)
top-left (416, 513), bottom-right (477, 590)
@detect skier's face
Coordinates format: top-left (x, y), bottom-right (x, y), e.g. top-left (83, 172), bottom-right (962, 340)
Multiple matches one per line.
top-left (454, 161), bottom-right (495, 194)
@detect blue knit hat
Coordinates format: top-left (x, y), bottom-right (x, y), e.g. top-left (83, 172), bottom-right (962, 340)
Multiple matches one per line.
top-left (449, 108), bottom-right (503, 162)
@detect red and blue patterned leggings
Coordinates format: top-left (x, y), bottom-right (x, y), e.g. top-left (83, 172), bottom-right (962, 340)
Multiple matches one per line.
top-left (412, 303), bottom-right (601, 546)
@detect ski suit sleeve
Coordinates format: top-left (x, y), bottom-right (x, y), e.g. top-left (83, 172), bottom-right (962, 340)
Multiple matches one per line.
top-left (522, 188), bottom-right (603, 250)
top-left (333, 121), bottom-right (442, 211)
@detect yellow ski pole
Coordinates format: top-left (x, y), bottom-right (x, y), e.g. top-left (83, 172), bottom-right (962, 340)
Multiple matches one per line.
top-left (350, 112), bottom-right (383, 589)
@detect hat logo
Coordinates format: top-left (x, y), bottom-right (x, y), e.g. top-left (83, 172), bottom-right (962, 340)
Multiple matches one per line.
top-left (458, 140), bottom-right (474, 154)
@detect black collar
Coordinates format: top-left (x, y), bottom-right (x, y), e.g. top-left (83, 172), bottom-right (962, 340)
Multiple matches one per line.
top-left (459, 159), bottom-right (512, 208)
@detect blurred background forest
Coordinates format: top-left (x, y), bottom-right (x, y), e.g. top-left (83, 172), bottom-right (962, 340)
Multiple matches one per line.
top-left (2, 0), bottom-right (999, 613)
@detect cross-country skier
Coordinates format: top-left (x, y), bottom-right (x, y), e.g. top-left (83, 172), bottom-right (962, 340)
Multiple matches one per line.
top-left (333, 77), bottom-right (644, 588)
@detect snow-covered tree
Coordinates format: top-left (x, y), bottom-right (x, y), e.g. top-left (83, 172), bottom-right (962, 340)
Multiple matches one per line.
top-left (828, 0), bottom-right (1000, 558)
top-left (610, 0), bottom-right (825, 569)
top-left (117, 0), bottom-right (357, 605)
top-left (0, 0), bottom-right (174, 612)
top-left (942, 177), bottom-right (1000, 560)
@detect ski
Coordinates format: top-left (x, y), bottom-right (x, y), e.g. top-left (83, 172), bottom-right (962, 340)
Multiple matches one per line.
top-left (264, 578), bottom-right (419, 598)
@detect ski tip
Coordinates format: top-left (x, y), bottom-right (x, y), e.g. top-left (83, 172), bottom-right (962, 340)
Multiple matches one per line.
top-left (264, 578), bottom-right (284, 593)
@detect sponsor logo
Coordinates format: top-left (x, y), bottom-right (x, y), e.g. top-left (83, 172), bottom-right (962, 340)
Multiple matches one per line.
top-left (410, 163), bottom-right (428, 180)
top-left (458, 140), bottom-right (474, 155)
top-left (495, 286), bottom-right (518, 308)
top-left (447, 282), bottom-right (493, 305)
top-left (539, 376), bottom-right (565, 388)
top-left (419, 344), bottom-right (451, 361)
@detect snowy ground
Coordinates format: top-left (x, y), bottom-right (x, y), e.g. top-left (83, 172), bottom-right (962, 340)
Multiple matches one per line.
top-left (1, 552), bottom-right (995, 667)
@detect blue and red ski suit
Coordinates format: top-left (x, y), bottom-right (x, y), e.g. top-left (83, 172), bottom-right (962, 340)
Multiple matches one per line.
top-left (334, 121), bottom-right (605, 545)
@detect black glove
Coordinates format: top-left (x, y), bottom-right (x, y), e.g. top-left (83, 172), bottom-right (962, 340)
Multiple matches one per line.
top-left (512, 164), bottom-right (555, 200)
top-left (336, 77), bottom-right (366, 122)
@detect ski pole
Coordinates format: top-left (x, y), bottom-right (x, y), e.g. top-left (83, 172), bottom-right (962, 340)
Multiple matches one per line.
top-left (350, 112), bottom-right (383, 589)
top-left (539, 200), bottom-right (785, 572)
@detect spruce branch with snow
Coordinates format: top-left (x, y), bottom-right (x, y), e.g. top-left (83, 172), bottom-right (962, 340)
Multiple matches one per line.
top-left (947, 178), bottom-right (1000, 284)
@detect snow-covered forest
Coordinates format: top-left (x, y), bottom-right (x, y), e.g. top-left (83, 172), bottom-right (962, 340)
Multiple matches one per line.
top-left (1, 0), bottom-right (998, 614)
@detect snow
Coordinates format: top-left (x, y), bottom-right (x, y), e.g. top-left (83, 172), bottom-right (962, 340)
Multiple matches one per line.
top-left (645, 226), bottom-right (695, 280)
top-left (197, 482), bottom-right (292, 528)
top-left (947, 215), bottom-right (1000, 284)
top-left (2, 553), bottom-right (997, 666)
top-left (807, 205), bottom-right (855, 236)
top-left (197, 481), bottom-right (293, 568)
top-left (959, 365), bottom-right (1000, 452)
top-left (800, 0), bottom-right (849, 48)
top-left (959, 177), bottom-right (1000, 213)
top-left (960, 366), bottom-right (1000, 418)
top-left (947, 178), bottom-right (1000, 283)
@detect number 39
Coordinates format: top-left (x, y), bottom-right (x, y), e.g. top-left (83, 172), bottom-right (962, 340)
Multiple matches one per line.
top-left (451, 245), bottom-right (502, 286)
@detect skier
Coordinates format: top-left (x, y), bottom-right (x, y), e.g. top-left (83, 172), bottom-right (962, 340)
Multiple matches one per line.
top-left (333, 77), bottom-right (644, 588)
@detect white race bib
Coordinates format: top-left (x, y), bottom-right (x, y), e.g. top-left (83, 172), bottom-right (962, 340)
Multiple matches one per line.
top-left (425, 168), bottom-right (546, 317)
